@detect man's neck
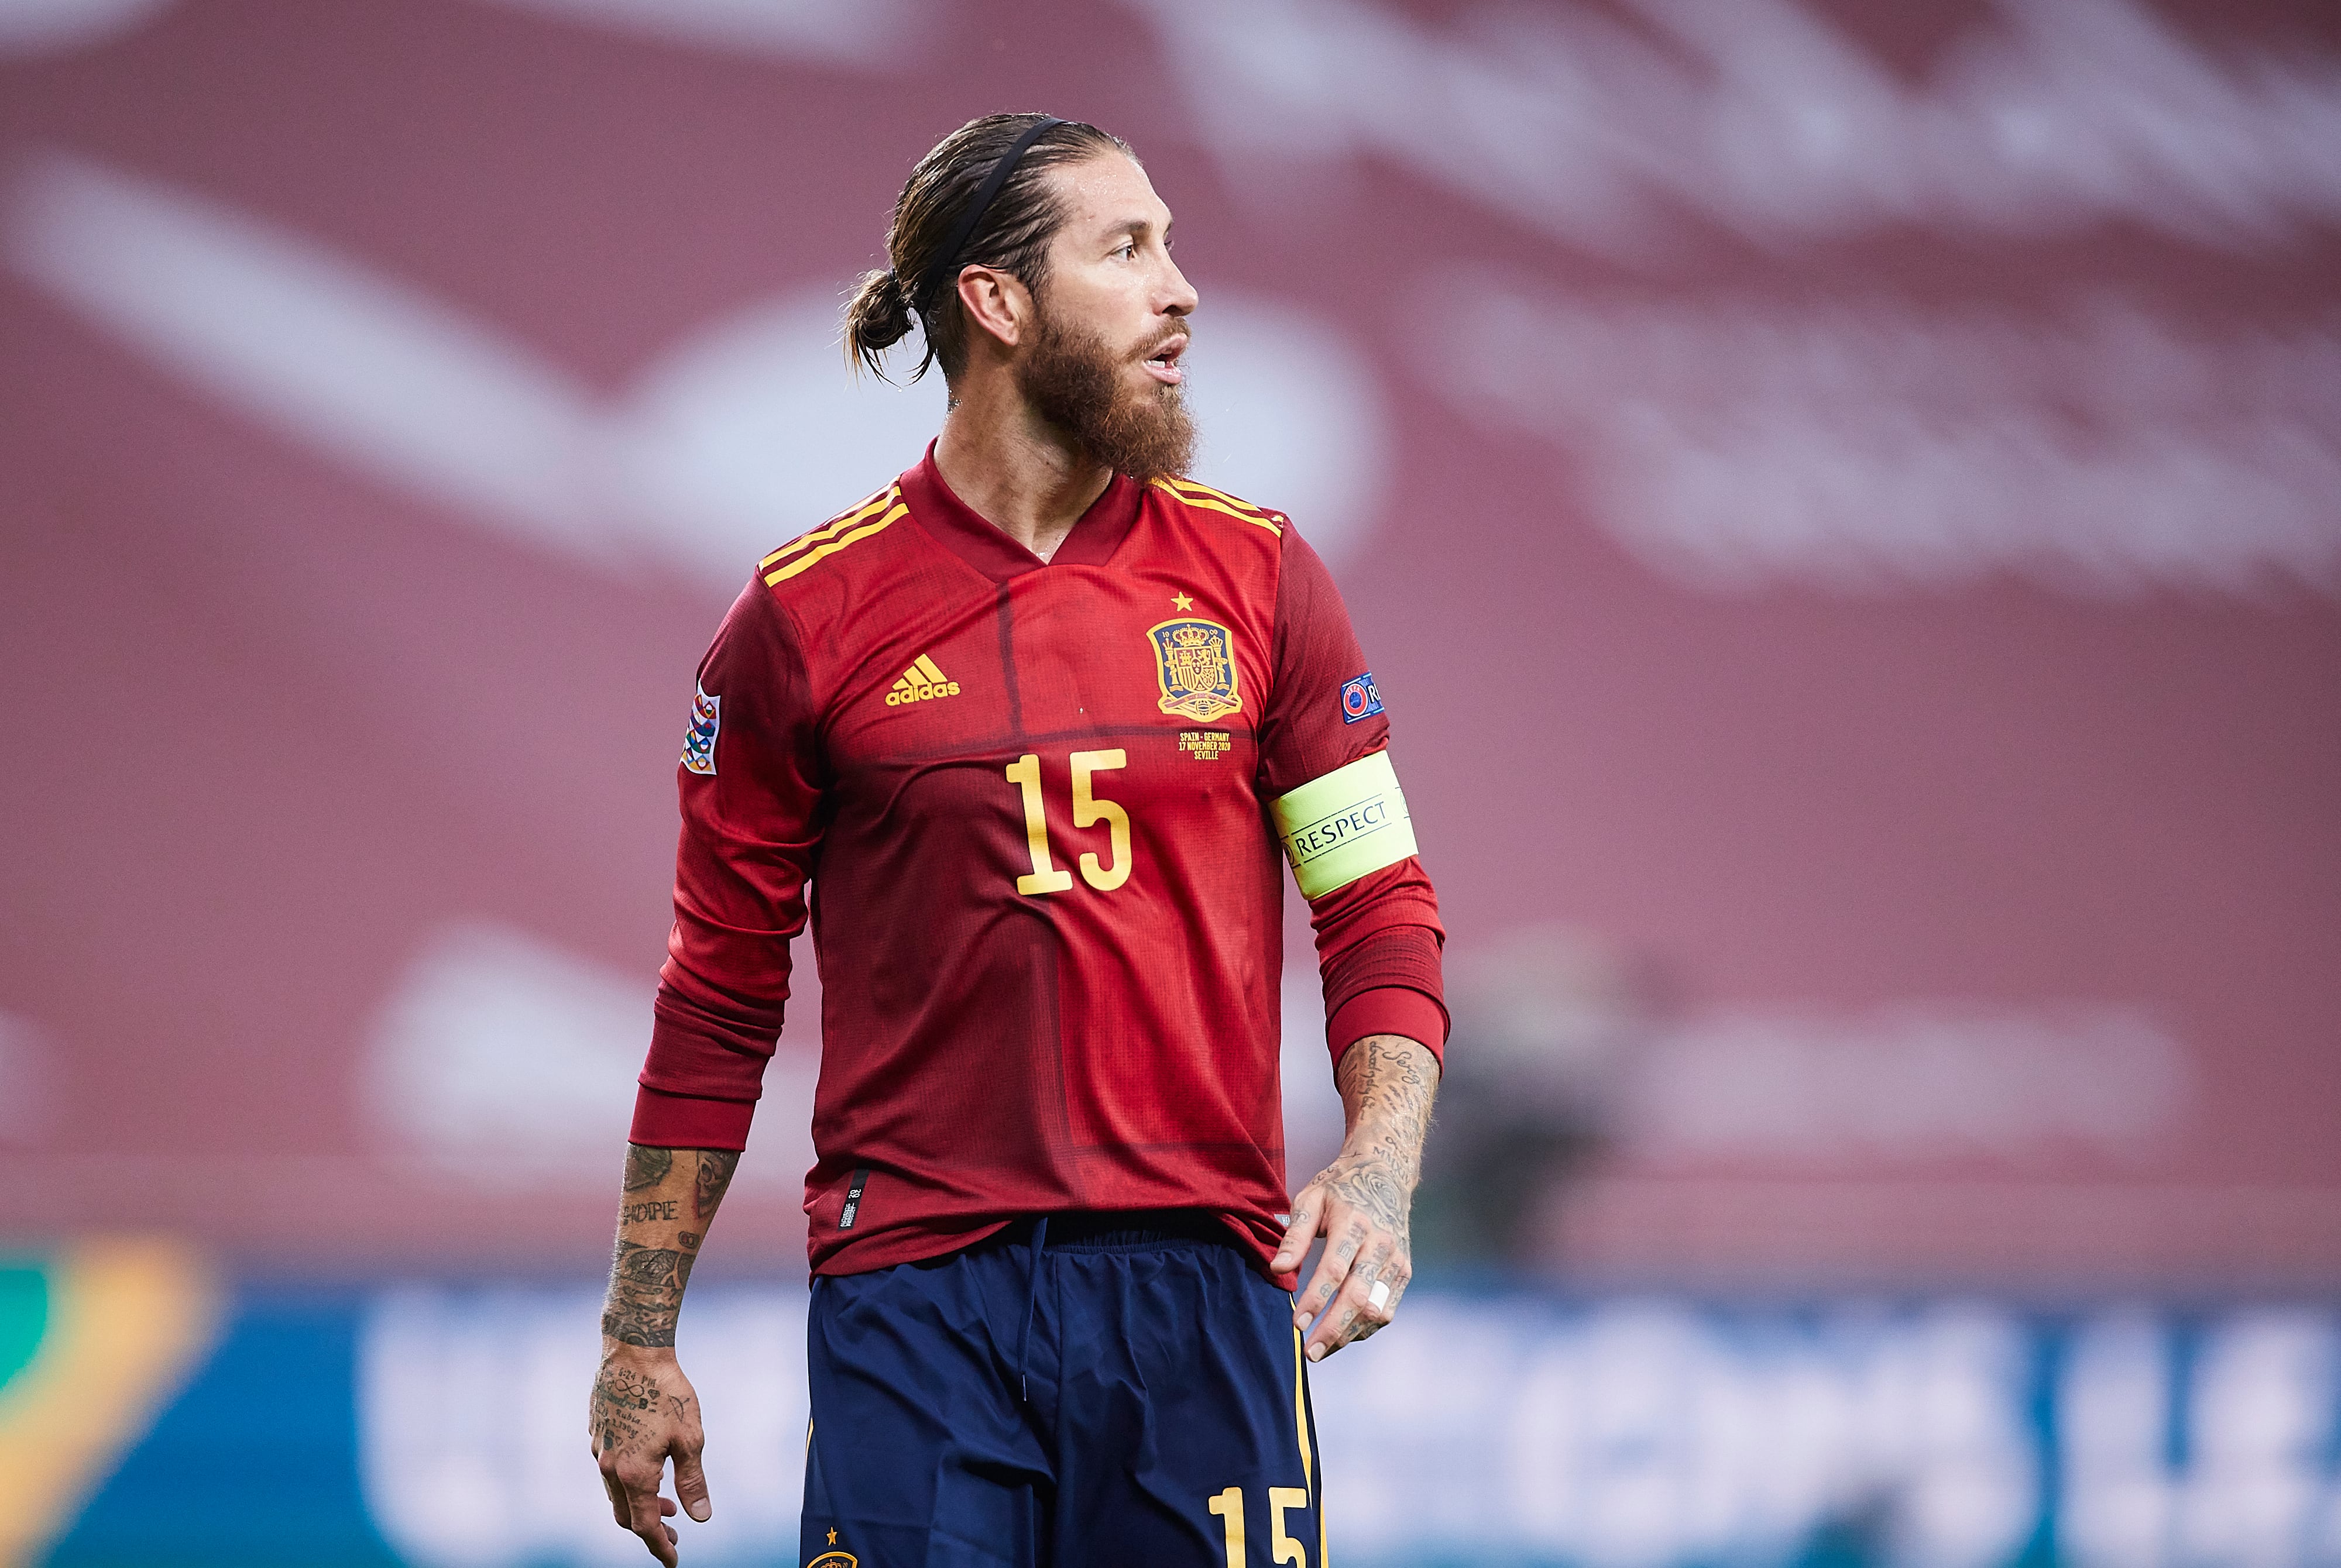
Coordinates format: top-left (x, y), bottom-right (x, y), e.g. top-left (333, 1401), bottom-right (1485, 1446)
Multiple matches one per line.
top-left (931, 387), bottom-right (1113, 565)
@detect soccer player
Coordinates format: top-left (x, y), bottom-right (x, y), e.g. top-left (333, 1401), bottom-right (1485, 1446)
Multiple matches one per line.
top-left (588, 113), bottom-right (1446, 1567)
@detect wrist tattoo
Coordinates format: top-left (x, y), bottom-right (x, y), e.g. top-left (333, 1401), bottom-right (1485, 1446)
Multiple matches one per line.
top-left (601, 1239), bottom-right (694, 1348)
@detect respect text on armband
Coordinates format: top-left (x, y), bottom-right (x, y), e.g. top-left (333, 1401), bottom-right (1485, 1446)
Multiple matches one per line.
top-left (1285, 794), bottom-right (1399, 866)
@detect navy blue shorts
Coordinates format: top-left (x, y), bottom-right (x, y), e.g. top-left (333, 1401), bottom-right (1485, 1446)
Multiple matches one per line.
top-left (801, 1211), bottom-right (1325, 1568)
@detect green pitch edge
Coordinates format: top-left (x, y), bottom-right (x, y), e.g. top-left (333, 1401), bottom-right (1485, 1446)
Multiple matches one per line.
top-left (0, 1266), bottom-right (47, 1397)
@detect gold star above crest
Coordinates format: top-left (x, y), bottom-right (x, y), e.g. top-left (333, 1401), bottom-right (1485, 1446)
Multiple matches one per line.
top-left (1172, 591), bottom-right (1194, 612)
top-left (828, 1528), bottom-right (839, 1545)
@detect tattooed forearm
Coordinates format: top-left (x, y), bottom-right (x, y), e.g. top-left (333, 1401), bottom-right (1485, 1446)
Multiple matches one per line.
top-left (602, 1239), bottom-right (694, 1347)
top-left (603, 1144), bottom-right (739, 1356)
top-left (1317, 1034), bottom-right (1439, 1239)
top-left (1334, 1034), bottom-right (1436, 1160)
top-left (622, 1144), bottom-right (673, 1192)
top-left (694, 1150), bottom-right (739, 1221)
top-left (1276, 1033), bottom-right (1442, 1350)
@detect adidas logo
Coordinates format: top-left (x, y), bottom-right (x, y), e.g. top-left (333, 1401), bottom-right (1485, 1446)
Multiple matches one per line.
top-left (885, 654), bottom-right (962, 707)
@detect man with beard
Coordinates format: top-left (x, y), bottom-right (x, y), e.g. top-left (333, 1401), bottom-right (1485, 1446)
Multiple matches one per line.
top-left (588, 114), bottom-right (1446, 1568)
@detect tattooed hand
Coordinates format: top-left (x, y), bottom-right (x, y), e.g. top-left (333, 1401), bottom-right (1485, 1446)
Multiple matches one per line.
top-left (589, 1144), bottom-right (739, 1564)
top-left (590, 1350), bottom-right (705, 1567)
top-left (1269, 1034), bottom-right (1438, 1362)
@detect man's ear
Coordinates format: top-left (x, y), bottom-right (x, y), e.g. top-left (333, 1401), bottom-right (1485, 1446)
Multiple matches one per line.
top-left (955, 266), bottom-right (1032, 354)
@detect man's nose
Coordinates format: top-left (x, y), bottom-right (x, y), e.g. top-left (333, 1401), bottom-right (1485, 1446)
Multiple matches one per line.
top-left (1162, 258), bottom-right (1199, 318)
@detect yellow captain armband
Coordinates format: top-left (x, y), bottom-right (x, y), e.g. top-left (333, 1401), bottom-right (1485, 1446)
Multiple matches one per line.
top-left (1272, 751), bottom-right (1419, 899)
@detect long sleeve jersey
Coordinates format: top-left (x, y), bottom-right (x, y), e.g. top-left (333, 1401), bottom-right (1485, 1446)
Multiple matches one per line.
top-left (632, 446), bottom-right (1446, 1280)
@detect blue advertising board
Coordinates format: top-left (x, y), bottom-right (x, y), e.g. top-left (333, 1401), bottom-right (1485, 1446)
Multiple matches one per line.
top-left (8, 1245), bottom-right (2341, 1567)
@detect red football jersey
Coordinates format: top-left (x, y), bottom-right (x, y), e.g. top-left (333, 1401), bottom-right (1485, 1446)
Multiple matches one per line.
top-left (633, 447), bottom-right (1445, 1278)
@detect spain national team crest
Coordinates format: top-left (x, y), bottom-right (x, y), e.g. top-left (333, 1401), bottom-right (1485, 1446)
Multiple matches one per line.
top-left (1147, 618), bottom-right (1243, 722)
top-left (681, 682), bottom-right (720, 775)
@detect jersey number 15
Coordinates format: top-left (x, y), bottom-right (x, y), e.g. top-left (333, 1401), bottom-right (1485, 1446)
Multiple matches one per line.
top-left (1004, 750), bottom-right (1130, 895)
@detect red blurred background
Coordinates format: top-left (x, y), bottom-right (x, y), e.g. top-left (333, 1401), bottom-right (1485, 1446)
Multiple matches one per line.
top-left (2, 0), bottom-right (2337, 1289)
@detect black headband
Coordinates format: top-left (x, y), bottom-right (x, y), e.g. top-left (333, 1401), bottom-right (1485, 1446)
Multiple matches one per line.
top-left (911, 116), bottom-right (1066, 315)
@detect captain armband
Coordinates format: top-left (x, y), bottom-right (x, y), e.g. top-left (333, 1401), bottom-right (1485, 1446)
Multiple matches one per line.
top-left (1272, 751), bottom-right (1419, 900)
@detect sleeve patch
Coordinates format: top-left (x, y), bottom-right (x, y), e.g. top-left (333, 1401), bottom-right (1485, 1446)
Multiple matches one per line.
top-left (681, 683), bottom-right (720, 775)
top-left (1340, 672), bottom-right (1384, 724)
top-left (1272, 750), bottom-right (1418, 899)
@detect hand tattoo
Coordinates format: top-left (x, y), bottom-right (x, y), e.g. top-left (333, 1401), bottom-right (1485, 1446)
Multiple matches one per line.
top-left (590, 1358), bottom-right (660, 1455)
top-left (589, 1357), bottom-right (694, 1457)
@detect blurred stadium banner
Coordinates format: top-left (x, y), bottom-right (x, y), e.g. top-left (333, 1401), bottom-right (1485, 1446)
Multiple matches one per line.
top-left (3, 0), bottom-right (2335, 1286)
top-left (0, 1241), bottom-right (219, 1568)
top-left (12, 1257), bottom-right (2341, 1568)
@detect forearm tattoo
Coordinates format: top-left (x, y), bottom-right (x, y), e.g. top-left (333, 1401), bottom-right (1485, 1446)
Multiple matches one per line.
top-left (622, 1144), bottom-right (673, 1192)
top-left (602, 1147), bottom-right (738, 1350)
top-left (1336, 1035), bottom-right (1435, 1156)
top-left (1322, 1035), bottom-right (1438, 1242)
top-left (1287, 1036), bottom-right (1440, 1337)
top-left (602, 1239), bottom-right (694, 1347)
top-left (694, 1150), bottom-right (739, 1221)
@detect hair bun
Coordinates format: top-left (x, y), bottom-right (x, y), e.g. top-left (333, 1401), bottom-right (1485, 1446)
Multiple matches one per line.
top-left (842, 267), bottom-right (917, 377)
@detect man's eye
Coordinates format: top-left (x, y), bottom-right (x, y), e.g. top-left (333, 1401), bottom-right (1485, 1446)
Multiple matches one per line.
top-left (1116, 241), bottom-right (1137, 259)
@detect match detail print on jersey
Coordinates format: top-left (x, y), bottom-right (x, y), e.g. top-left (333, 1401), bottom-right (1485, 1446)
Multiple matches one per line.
top-left (1272, 751), bottom-right (1417, 899)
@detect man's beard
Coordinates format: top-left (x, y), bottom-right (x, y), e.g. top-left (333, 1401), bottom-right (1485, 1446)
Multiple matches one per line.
top-left (1015, 307), bottom-right (1196, 482)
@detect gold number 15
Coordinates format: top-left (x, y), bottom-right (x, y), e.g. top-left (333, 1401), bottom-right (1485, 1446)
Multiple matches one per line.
top-left (1004, 749), bottom-right (1131, 895)
top-left (1209, 1485), bottom-right (1309, 1568)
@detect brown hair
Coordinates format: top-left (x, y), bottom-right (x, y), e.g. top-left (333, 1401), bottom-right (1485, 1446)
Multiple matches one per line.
top-left (843, 112), bottom-right (1132, 384)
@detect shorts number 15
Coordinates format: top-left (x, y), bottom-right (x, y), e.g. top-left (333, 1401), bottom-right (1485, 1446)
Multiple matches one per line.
top-left (1208, 1484), bottom-right (1310, 1567)
top-left (1004, 749), bottom-right (1131, 895)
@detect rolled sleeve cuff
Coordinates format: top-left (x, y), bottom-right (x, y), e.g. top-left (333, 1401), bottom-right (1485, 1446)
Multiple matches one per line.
top-left (629, 1083), bottom-right (755, 1150)
top-left (1327, 985), bottom-right (1448, 1071)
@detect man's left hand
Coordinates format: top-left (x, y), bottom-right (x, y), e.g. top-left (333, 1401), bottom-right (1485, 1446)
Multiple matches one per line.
top-left (1269, 1033), bottom-right (1438, 1361)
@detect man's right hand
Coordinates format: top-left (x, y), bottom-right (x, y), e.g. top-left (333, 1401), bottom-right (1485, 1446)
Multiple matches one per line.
top-left (589, 1343), bottom-right (711, 1566)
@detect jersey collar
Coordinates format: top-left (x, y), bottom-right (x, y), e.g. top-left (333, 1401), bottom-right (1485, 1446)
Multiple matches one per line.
top-left (898, 441), bottom-right (1141, 583)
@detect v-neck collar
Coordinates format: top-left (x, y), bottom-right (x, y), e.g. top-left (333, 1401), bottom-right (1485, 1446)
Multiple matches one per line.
top-left (897, 441), bottom-right (1141, 584)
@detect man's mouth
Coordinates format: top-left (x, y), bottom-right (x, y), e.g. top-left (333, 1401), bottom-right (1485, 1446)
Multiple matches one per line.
top-left (1141, 333), bottom-right (1187, 386)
